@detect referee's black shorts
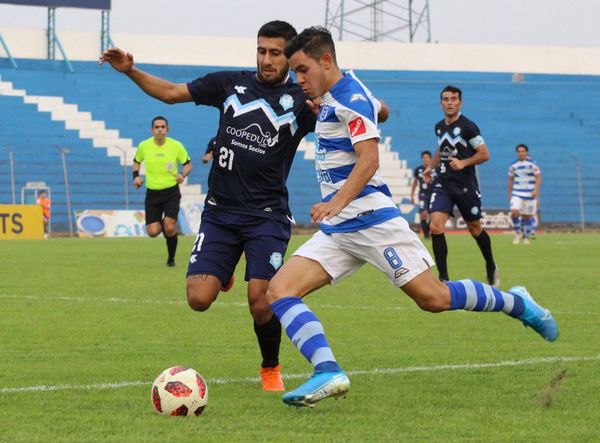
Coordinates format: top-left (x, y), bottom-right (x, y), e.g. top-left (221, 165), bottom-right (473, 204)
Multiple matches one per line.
top-left (144, 185), bottom-right (181, 225)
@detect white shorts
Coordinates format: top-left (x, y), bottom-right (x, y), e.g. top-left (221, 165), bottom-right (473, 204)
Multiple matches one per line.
top-left (292, 217), bottom-right (434, 287)
top-left (510, 196), bottom-right (537, 216)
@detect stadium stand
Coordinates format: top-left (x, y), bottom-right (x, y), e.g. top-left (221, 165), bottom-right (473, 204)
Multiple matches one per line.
top-left (1, 59), bottom-right (599, 230)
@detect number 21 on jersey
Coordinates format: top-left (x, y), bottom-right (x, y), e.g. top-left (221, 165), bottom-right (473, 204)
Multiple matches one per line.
top-left (218, 147), bottom-right (234, 171)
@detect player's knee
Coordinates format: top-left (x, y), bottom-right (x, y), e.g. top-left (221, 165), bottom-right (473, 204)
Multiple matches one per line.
top-left (265, 277), bottom-right (288, 305)
top-left (429, 222), bottom-right (444, 234)
top-left (467, 223), bottom-right (482, 237)
top-left (413, 293), bottom-right (447, 313)
top-left (410, 283), bottom-right (449, 313)
top-left (147, 228), bottom-right (161, 237)
top-left (249, 302), bottom-right (273, 324)
top-left (186, 282), bottom-right (214, 312)
top-left (164, 226), bottom-right (177, 237)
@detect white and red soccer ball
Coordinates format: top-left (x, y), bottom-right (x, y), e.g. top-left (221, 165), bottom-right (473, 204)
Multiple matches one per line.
top-left (151, 366), bottom-right (208, 416)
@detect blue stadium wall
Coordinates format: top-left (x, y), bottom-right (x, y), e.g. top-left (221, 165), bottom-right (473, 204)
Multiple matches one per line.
top-left (1, 58), bottom-right (599, 230)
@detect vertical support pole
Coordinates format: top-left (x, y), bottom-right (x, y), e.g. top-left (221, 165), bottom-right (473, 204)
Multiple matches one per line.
top-left (8, 149), bottom-right (16, 204)
top-left (60, 148), bottom-right (74, 236)
top-left (574, 158), bottom-right (585, 232)
top-left (47, 7), bottom-right (56, 60)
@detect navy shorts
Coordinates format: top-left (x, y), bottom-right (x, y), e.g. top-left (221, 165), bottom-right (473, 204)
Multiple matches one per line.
top-left (418, 192), bottom-right (432, 212)
top-left (186, 210), bottom-right (291, 287)
top-left (429, 184), bottom-right (482, 222)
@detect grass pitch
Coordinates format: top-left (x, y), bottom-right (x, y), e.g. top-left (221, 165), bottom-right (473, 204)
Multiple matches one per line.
top-left (1, 233), bottom-right (599, 441)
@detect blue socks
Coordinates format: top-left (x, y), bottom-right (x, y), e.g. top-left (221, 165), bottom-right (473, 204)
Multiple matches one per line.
top-left (522, 217), bottom-right (534, 239)
top-left (512, 216), bottom-right (521, 235)
top-left (446, 280), bottom-right (524, 318)
top-left (271, 296), bottom-right (341, 373)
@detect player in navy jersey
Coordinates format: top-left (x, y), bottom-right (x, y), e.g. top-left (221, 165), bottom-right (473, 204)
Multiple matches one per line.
top-left (410, 150), bottom-right (434, 239)
top-left (100, 21), bottom-right (318, 391)
top-left (424, 86), bottom-right (499, 286)
top-left (265, 27), bottom-right (558, 408)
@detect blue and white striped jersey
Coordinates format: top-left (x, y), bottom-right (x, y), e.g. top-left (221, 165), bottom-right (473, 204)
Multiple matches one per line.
top-left (508, 157), bottom-right (541, 199)
top-left (315, 71), bottom-right (401, 234)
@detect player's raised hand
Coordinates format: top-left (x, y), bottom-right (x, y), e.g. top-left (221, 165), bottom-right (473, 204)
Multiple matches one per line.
top-left (99, 48), bottom-right (134, 73)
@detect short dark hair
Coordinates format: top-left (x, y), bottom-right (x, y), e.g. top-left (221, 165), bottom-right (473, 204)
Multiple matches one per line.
top-left (440, 85), bottom-right (462, 100)
top-left (284, 26), bottom-right (337, 63)
top-left (151, 116), bottom-right (168, 128)
top-left (421, 150), bottom-right (432, 157)
top-left (257, 20), bottom-right (297, 42)
top-left (515, 143), bottom-right (529, 152)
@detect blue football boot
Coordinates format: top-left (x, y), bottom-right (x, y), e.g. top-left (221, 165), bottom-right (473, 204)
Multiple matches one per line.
top-left (509, 286), bottom-right (559, 341)
top-left (282, 371), bottom-right (350, 407)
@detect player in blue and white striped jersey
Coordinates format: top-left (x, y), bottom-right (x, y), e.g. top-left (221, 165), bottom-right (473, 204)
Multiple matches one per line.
top-left (508, 144), bottom-right (541, 244)
top-left (265, 26), bottom-right (558, 408)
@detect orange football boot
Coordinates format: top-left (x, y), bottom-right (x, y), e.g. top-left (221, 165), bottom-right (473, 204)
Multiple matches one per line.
top-left (260, 364), bottom-right (285, 391)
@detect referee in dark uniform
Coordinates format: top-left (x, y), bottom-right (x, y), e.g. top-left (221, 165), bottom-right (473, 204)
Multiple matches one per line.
top-left (133, 116), bottom-right (192, 267)
top-left (425, 85), bottom-right (499, 286)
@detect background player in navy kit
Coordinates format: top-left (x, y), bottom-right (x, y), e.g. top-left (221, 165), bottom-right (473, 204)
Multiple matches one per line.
top-left (201, 136), bottom-right (217, 164)
top-left (410, 150), bottom-right (433, 239)
top-left (100, 21), bottom-right (317, 391)
top-left (424, 85), bottom-right (499, 286)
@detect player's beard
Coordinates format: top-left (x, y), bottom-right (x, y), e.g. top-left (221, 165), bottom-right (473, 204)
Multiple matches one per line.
top-left (257, 66), bottom-right (288, 86)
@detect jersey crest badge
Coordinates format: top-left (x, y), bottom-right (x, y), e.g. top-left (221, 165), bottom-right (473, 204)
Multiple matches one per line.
top-left (279, 94), bottom-right (294, 111)
top-left (234, 85), bottom-right (247, 94)
top-left (348, 117), bottom-right (366, 137)
top-left (453, 127), bottom-right (461, 136)
top-left (269, 252), bottom-right (283, 270)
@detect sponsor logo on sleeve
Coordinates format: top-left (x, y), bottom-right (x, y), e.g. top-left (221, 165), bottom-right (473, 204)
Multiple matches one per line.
top-left (350, 93), bottom-right (367, 102)
top-left (348, 117), bottom-right (366, 137)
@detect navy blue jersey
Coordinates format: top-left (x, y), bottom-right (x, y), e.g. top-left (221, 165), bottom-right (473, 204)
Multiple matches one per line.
top-left (187, 71), bottom-right (316, 222)
top-left (413, 165), bottom-right (434, 195)
top-left (434, 114), bottom-right (485, 191)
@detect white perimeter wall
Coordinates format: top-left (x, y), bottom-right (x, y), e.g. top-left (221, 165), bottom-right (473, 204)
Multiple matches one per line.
top-left (1, 27), bottom-right (600, 75)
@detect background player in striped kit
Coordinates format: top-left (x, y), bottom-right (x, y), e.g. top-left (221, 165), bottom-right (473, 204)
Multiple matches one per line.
top-left (508, 143), bottom-right (541, 244)
top-left (266, 26), bottom-right (559, 408)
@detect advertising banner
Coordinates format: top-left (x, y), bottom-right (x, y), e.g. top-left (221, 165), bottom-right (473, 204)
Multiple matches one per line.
top-left (179, 202), bottom-right (203, 235)
top-left (76, 210), bottom-right (147, 238)
top-left (0, 205), bottom-right (44, 239)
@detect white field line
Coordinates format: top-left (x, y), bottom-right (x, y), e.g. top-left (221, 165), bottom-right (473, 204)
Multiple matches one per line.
top-left (1, 354), bottom-right (598, 394)
top-left (0, 294), bottom-right (405, 311)
top-left (0, 293), bottom-right (595, 315)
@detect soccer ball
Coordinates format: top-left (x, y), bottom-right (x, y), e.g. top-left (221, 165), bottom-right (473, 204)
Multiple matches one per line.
top-left (151, 366), bottom-right (208, 416)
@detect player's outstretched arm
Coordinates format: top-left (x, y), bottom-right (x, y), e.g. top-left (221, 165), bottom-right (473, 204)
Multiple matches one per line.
top-left (99, 48), bottom-right (192, 104)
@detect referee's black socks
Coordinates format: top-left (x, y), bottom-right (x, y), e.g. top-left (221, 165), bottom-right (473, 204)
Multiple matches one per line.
top-left (165, 234), bottom-right (178, 261)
